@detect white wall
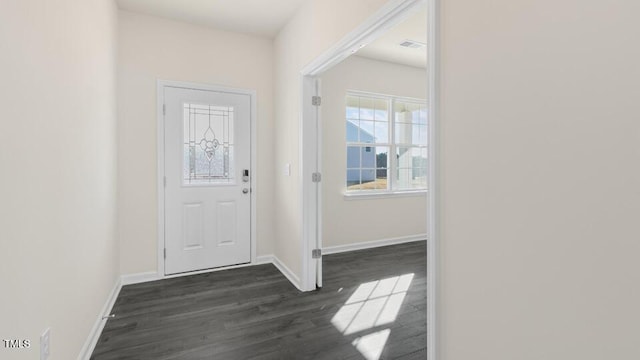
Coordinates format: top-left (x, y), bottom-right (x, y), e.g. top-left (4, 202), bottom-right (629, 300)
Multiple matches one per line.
top-left (438, 0), bottom-right (640, 358)
top-left (274, 0), bottom-right (389, 283)
top-left (118, 11), bottom-right (275, 275)
top-left (321, 55), bottom-right (427, 248)
top-left (0, 0), bottom-right (119, 359)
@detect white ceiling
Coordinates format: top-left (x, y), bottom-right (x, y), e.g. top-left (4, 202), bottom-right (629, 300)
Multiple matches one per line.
top-left (116, 0), bottom-right (306, 37)
top-left (356, 7), bottom-right (427, 69)
top-left (116, 1), bottom-right (427, 67)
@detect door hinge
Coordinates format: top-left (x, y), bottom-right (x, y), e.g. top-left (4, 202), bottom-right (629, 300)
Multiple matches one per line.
top-left (312, 96), bottom-right (321, 106)
top-left (312, 172), bottom-right (322, 183)
top-left (163, 104), bottom-right (166, 115)
top-left (164, 248), bottom-right (167, 259)
top-left (312, 249), bottom-right (322, 259)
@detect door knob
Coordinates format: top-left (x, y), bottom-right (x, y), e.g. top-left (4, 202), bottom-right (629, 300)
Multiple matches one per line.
top-left (242, 188), bottom-right (249, 194)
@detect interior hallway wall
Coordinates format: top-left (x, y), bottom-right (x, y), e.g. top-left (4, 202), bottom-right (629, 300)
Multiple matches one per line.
top-left (117, 11), bottom-right (275, 275)
top-left (321, 55), bottom-right (427, 248)
top-left (0, 0), bottom-right (119, 358)
top-left (438, 0), bottom-right (640, 358)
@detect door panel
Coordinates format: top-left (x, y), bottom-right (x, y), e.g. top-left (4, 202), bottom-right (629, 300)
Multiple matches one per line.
top-left (217, 201), bottom-right (237, 245)
top-left (182, 202), bottom-right (204, 250)
top-left (164, 86), bottom-right (251, 275)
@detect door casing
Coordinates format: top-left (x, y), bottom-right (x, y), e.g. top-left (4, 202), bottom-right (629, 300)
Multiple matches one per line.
top-left (299, 0), bottom-right (428, 288)
top-left (157, 80), bottom-right (258, 278)
top-left (299, 0), bottom-right (439, 359)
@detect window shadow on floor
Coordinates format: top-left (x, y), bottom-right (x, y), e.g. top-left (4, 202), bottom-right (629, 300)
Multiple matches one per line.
top-left (91, 241), bottom-right (426, 360)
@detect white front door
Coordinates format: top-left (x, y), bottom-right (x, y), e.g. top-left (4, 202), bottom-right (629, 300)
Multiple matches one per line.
top-left (163, 85), bottom-right (251, 275)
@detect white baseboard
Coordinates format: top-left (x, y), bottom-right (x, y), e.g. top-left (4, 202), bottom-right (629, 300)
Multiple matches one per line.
top-left (121, 271), bottom-right (160, 286)
top-left (254, 255), bottom-right (274, 265)
top-left (323, 234), bottom-right (427, 255)
top-left (271, 255), bottom-right (303, 291)
top-left (256, 255), bottom-right (303, 291)
top-left (117, 256), bottom-right (300, 290)
top-left (78, 277), bottom-right (122, 360)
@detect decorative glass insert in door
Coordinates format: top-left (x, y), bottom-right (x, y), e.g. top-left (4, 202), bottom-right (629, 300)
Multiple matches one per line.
top-left (183, 103), bottom-right (234, 185)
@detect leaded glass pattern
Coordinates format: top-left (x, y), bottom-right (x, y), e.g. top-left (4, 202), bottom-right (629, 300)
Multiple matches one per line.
top-left (183, 103), bottom-right (234, 185)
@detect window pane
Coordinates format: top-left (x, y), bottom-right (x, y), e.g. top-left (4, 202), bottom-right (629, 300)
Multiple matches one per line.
top-left (412, 124), bottom-right (427, 145)
top-left (346, 94), bottom-right (426, 193)
top-left (347, 146), bottom-right (361, 168)
top-left (395, 146), bottom-right (427, 190)
top-left (374, 98), bottom-right (388, 121)
top-left (347, 169), bottom-right (380, 190)
top-left (417, 107), bottom-right (428, 124)
top-left (362, 169), bottom-right (376, 185)
top-left (376, 169), bottom-right (388, 182)
top-left (396, 168), bottom-right (410, 190)
top-left (347, 170), bottom-right (385, 190)
top-left (359, 98), bottom-right (374, 120)
top-left (374, 121), bottom-right (388, 143)
top-left (362, 146), bottom-right (376, 168)
top-left (376, 146), bottom-right (388, 169)
top-left (346, 95), bottom-right (359, 119)
top-left (346, 120), bottom-right (359, 142)
top-left (346, 107), bottom-right (359, 120)
top-left (395, 101), bottom-right (421, 123)
top-left (395, 123), bottom-right (412, 144)
top-left (346, 147), bottom-right (390, 190)
top-left (359, 121), bottom-right (374, 143)
top-left (346, 169), bottom-right (360, 186)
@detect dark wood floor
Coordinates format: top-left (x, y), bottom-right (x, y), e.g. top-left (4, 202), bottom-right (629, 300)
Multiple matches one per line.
top-left (91, 241), bottom-right (426, 360)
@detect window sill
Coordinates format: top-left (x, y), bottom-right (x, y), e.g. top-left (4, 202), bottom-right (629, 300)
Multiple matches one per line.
top-left (343, 190), bottom-right (427, 200)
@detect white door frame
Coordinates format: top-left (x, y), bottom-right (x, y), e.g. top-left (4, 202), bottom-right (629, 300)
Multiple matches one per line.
top-left (299, 0), bottom-right (439, 358)
top-left (157, 80), bottom-right (258, 278)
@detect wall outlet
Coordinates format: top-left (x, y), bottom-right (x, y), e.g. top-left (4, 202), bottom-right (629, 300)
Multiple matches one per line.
top-left (284, 163), bottom-right (291, 176)
top-left (40, 328), bottom-right (50, 360)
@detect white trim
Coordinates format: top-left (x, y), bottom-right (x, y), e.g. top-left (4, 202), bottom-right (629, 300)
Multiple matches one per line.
top-left (299, 76), bottom-right (318, 291)
top-left (272, 255), bottom-right (303, 291)
top-left (298, 0), bottom-right (437, 357)
top-left (344, 190), bottom-right (427, 200)
top-left (316, 76), bottom-right (324, 289)
top-left (77, 278), bottom-right (121, 360)
top-left (250, 92), bottom-right (258, 264)
top-left (156, 81), bottom-right (165, 278)
top-left (323, 235), bottom-right (427, 255)
top-left (121, 271), bottom-right (160, 286)
top-left (156, 79), bottom-right (258, 277)
top-left (254, 255), bottom-right (274, 265)
top-left (299, 0), bottom-right (427, 291)
top-left (301, 0), bottom-right (425, 76)
top-left (117, 255), bottom-right (298, 286)
top-left (345, 89), bottom-right (426, 103)
top-left (161, 261), bottom-right (252, 279)
top-left (427, 0), bottom-right (440, 359)
top-left (118, 260), bottom-right (275, 282)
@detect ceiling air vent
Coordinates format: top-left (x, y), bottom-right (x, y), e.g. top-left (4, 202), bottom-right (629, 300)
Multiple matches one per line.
top-left (399, 39), bottom-right (426, 49)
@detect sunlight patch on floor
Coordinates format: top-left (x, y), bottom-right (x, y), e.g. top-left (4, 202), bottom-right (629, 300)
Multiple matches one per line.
top-left (331, 273), bottom-right (414, 360)
top-left (352, 329), bottom-right (391, 360)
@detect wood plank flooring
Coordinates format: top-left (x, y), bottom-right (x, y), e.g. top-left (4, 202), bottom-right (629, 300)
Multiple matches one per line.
top-left (91, 241), bottom-right (426, 359)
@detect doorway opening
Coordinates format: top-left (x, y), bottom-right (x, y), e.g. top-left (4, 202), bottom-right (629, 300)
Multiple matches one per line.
top-left (299, 0), bottom-right (438, 358)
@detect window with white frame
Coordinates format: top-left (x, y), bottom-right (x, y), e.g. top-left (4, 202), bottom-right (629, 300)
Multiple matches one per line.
top-left (346, 92), bottom-right (427, 193)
